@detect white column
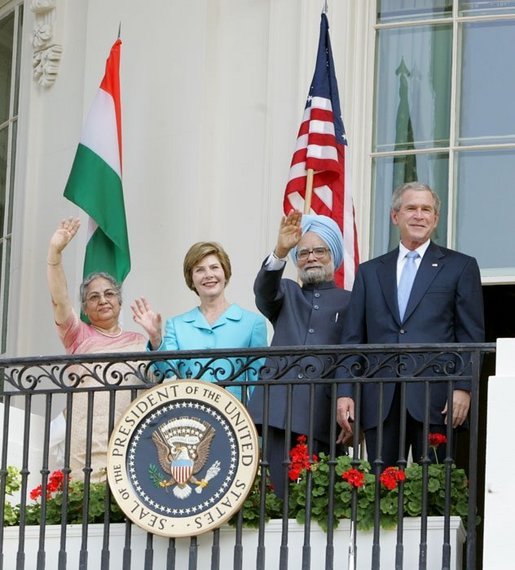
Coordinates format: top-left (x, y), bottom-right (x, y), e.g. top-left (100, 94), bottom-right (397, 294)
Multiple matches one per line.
top-left (483, 338), bottom-right (515, 567)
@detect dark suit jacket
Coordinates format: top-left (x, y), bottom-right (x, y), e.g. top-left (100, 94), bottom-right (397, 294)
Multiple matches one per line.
top-left (248, 261), bottom-right (351, 441)
top-left (338, 241), bottom-right (485, 430)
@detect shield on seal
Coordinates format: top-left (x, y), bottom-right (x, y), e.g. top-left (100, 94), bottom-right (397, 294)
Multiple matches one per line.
top-left (171, 457), bottom-right (194, 484)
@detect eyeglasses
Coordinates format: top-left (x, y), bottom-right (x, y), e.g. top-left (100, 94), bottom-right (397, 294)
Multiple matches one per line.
top-left (296, 246), bottom-right (330, 261)
top-left (85, 290), bottom-right (119, 304)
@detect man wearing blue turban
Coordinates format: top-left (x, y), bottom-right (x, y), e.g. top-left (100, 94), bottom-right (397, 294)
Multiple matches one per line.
top-left (248, 210), bottom-right (351, 498)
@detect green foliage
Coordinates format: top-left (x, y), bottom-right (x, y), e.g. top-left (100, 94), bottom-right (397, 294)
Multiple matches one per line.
top-left (237, 453), bottom-right (471, 533)
top-left (3, 466), bottom-right (21, 526)
top-left (228, 469), bottom-right (282, 528)
top-left (25, 480), bottom-right (125, 525)
top-left (3, 469), bottom-right (124, 526)
top-left (3, 457), bottom-right (471, 532)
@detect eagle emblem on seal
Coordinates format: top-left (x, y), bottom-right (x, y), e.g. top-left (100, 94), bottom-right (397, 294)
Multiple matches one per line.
top-left (151, 417), bottom-right (220, 499)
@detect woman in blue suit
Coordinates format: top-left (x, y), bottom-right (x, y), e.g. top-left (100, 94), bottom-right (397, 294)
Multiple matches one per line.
top-left (131, 241), bottom-right (267, 400)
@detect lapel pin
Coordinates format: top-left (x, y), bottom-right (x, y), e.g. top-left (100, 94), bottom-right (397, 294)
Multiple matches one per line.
top-left (432, 263), bottom-right (438, 267)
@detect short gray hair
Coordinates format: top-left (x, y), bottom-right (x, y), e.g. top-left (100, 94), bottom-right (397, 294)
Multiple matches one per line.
top-left (80, 272), bottom-right (122, 310)
top-left (391, 182), bottom-right (441, 215)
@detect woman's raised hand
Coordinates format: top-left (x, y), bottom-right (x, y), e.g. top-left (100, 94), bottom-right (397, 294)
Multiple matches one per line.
top-left (130, 297), bottom-right (163, 349)
top-left (49, 218), bottom-right (81, 255)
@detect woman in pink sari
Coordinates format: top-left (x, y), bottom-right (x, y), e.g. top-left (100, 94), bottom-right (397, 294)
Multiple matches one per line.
top-left (47, 218), bottom-right (146, 481)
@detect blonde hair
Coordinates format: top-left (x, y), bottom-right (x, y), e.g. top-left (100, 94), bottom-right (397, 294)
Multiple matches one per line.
top-left (183, 242), bottom-right (232, 294)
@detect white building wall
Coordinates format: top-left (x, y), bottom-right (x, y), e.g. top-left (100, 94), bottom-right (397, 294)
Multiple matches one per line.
top-left (8, 0), bottom-right (371, 359)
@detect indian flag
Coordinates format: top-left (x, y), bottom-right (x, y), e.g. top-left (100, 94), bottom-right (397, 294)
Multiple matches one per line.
top-left (64, 39), bottom-right (130, 286)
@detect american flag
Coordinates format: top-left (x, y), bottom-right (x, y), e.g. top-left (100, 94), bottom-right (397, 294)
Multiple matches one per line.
top-left (283, 13), bottom-right (359, 289)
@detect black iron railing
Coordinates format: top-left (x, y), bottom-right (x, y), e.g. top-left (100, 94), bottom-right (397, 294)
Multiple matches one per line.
top-left (0, 343), bottom-right (495, 570)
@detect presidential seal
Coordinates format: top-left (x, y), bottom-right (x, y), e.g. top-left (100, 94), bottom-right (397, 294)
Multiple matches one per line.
top-left (107, 380), bottom-right (259, 537)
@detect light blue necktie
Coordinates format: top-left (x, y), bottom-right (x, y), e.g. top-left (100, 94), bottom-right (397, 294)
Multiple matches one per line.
top-left (397, 251), bottom-right (419, 320)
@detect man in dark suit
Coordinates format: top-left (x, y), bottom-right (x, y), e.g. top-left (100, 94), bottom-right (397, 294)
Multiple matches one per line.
top-left (336, 182), bottom-right (485, 469)
top-left (248, 210), bottom-right (351, 498)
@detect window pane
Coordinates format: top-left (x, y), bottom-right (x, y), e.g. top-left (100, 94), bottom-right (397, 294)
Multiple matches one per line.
top-left (0, 237), bottom-right (9, 354)
top-left (0, 126), bottom-right (7, 237)
top-left (459, 20), bottom-right (515, 145)
top-left (372, 154), bottom-right (449, 256)
top-left (13, 4), bottom-right (23, 116)
top-left (6, 118), bottom-right (16, 233)
top-left (0, 12), bottom-right (14, 124)
top-left (456, 150), bottom-right (515, 270)
top-left (0, 5), bottom-right (19, 356)
top-left (374, 25), bottom-right (452, 152)
top-left (459, 0), bottom-right (515, 16)
top-left (377, 0), bottom-right (452, 22)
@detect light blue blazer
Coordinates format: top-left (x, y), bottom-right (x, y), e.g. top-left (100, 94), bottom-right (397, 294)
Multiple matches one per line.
top-left (149, 304), bottom-right (268, 399)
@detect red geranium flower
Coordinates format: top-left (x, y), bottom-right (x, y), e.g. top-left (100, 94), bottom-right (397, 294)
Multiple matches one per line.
top-left (288, 435), bottom-right (318, 481)
top-left (29, 485), bottom-right (42, 501)
top-left (341, 467), bottom-right (365, 488)
top-left (428, 433), bottom-right (447, 448)
top-left (47, 470), bottom-right (65, 494)
top-left (29, 470), bottom-right (68, 502)
top-left (379, 466), bottom-right (406, 490)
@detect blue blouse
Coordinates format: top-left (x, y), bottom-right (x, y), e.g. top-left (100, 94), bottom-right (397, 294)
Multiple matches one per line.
top-left (149, 304), bottom-right (268, 399)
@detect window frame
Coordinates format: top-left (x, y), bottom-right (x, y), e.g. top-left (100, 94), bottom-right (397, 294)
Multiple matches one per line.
top-left (370, 1), bottom-right (515, 283)
top-left (0, 1), bottom-right (23, 353)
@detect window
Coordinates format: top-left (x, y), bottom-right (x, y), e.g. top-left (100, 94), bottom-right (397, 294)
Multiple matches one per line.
top-left (0, 2), bottom-right (22, 353)
top-left (371, 0), bottom-right (515, 277)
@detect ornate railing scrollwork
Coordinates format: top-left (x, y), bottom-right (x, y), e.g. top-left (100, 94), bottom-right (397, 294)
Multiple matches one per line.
top-left (0, 343), bottom-right (492, 395)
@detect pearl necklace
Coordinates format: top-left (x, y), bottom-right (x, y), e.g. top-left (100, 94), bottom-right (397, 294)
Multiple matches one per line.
top-left (91, 325), bottom-right (123, 338)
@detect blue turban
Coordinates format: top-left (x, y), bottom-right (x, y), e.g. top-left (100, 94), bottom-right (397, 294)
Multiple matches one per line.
top-left (290, 214), bottom-right (344, 269)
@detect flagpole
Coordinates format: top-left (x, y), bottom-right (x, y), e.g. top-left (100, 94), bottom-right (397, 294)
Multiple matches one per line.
top-left (283, 7), bottom-right (360, 288)
top-left (304, 5), bottom-right (329, 217)
top-left (303, 169), bottom-right (314, 214)
top-left (304, 0), bottom-right (325, 215)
